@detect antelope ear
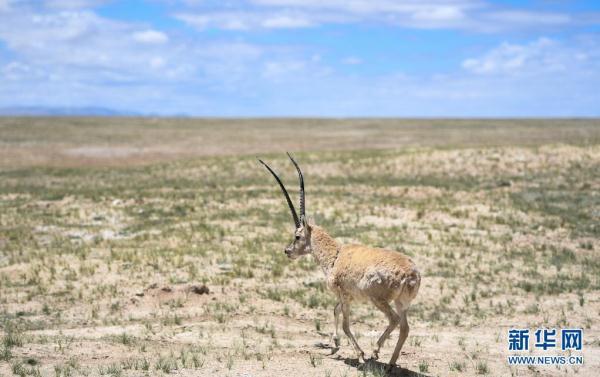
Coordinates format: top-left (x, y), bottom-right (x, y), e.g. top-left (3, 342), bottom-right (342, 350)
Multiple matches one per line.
top-left (301, 215), bottom-right (311, 230)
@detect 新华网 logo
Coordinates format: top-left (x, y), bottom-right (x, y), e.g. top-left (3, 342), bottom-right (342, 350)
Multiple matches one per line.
top-left (507, 328), bottom-right (583, 366)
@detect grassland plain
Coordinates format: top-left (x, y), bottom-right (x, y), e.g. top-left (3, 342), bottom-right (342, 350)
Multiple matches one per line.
top-left (0, 118), bottom-right (599, 377)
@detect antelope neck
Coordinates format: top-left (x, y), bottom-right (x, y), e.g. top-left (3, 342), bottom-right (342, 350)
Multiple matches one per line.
top-left (309, 226), bottom-right (340, 273)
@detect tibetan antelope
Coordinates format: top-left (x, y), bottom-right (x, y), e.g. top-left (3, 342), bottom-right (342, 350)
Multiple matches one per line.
top-left (259, 154), bottom-right (421, 367)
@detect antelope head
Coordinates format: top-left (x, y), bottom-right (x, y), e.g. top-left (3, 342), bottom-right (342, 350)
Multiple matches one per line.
top-left (259, 153), bottom-right (311, 259)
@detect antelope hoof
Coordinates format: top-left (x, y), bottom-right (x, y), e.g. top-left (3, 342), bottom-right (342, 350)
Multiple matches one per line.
top-left (329, 335), bottom-right (340, 348)
top-left (328, 335), bottom-right (340, 354)
top-left (371, 350), bottom-right (379, 360)
top-left (357, 351), bottom-right (367, 363)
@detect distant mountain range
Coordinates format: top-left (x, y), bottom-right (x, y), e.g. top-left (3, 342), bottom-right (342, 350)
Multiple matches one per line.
top-left (0, 106), bottom-right (138, 116)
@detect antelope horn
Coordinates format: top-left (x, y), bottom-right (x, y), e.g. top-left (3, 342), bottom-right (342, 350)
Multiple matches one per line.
top-left (287, 152), bottom-right (305, 220)
top-left (258, 159), bottom-right (300, 229)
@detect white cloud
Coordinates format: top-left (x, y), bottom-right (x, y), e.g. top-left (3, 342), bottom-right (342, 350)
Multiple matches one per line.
top-left (174, 0), bottom-right (592, 31)
top-left (0, 4), bottom-right (308, 113)
top-left (411, 6), bottom-right (464, 22)
top-left (175, 11), bottom-right (316, 30)
top-left (175, 12), bottom-right (249, 30)
top-left (461, 37), bottom-right (598, 75)
top-left (342, 56), bottom-right (362, 65)
top-left (149, 56), bottom-right (165, 69)
top-left (486, 11), bottom-right (571, 26)
top-left (0, 6), bottom-right (265, 90)
top-left (0, 11), bottom-right (140, 68)
top-left (0, 1), bottom-right (598, 116)
top-left (261, 15), bottom-right (313, 28)
top-left (43, 0), bottom-right (110, 9)
top-left (1, 61), bottom-right (46, 80)
top-left (262, 60), bottom-right (305, 78)
top-left (132, 30), bottom-right (169, 44)
top-left (176, 1), bottom-right (476, 30)
top-left (0, 0), bottom-right (11, 12)
top-left (250, 0), bottom-right (475, 16)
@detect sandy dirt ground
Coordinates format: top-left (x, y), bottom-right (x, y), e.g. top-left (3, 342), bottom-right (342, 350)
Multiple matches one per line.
top-left (0, 118), bottom-right (599, 376)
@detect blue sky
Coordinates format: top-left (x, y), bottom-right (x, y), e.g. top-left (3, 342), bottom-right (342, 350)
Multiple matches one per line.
top-left (0, 0), bottom-right (599, 116)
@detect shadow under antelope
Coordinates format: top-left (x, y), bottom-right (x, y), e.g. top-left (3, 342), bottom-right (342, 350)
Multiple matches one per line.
top-left (259, 154), bottom-right (421, 368)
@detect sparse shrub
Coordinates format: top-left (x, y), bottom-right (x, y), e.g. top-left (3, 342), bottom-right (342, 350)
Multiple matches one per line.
top-left (308, 353), bottom-right (323, 367)
top-left (117, 332), bottom-right (134, 346)
top-left (476, 360), bottom-right (489, 374)
top-left (450, 360), bottom-right (466, 372)
top-left (419, 360), bottom-right (430, 372)
top-left (2, 325), bottom-right (24, 348)
top-left (155, 356), bottom-right (178, 373)
top-left (0, 345), bottom-right (12, 361)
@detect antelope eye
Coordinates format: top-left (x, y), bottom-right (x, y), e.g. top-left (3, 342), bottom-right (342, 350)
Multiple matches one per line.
top-left (295, 235), bottom-right (300, 240)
